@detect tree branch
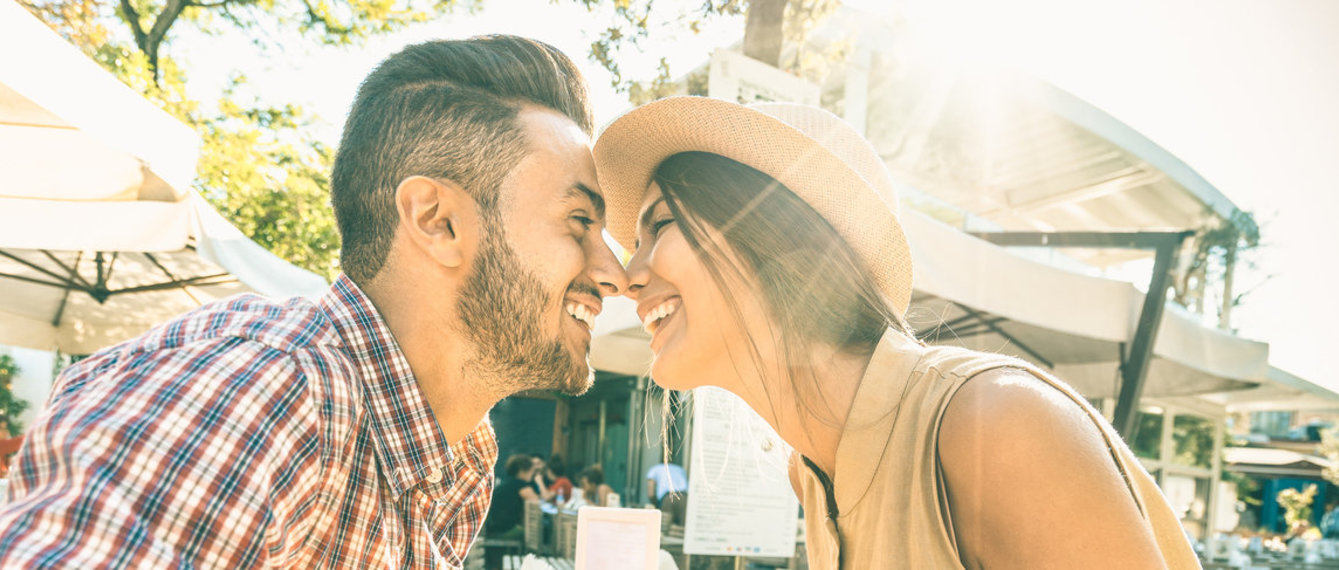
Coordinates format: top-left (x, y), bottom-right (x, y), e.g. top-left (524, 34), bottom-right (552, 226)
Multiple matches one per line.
top-left (117, 0), bottom-right (148, 52)
top-left (140, 0), bottom-right (190, 84)
top-left (187, 0), bottom-right (236, 8)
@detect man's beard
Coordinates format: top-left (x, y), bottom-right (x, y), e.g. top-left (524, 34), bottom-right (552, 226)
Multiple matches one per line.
top-left (455, 222), bottom-right (594, 397)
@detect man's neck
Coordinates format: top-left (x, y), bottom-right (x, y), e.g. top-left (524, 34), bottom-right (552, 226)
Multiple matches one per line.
top-left (362, 273), bottom-right (497, 446)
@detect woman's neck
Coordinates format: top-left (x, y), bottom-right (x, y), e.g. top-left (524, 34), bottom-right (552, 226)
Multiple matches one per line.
top-left (729, 343), bottom-right (873, 479)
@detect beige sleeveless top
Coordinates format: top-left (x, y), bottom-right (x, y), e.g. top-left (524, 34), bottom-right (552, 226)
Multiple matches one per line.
top-left (794, 330), bottom-right (1200, 569)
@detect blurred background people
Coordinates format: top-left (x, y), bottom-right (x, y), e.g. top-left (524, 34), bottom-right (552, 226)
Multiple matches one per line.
top-left (646, 461), bottom-right (688, 526)
top-left (546, 454), bottom-right (574, 506)
top-left (487, 454), bottom-right (541, 541)
top-left (577, 465), bottom-right (615, 507)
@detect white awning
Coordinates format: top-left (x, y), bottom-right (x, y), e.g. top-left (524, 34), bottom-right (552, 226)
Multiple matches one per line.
top-left (0, 3), bottom-right (327, 354)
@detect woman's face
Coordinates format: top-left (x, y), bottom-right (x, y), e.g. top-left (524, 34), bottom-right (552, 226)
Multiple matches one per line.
top-left (625, 183), bottom-right (775, 392)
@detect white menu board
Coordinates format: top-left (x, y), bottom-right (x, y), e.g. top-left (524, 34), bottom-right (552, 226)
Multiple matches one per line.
top-left (683, 387), bottom-right (799, 558)
top-left (575, 506), bottom-right (662, 570)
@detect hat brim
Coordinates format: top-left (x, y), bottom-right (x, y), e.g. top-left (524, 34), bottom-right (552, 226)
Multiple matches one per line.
top-left (593, 96), bottom-right (913, 318)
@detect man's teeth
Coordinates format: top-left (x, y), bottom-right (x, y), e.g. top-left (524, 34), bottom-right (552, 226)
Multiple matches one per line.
top-left (566, 303), bottom-right (595, 330)
top-left (641, 300), bottom-right (680, 333)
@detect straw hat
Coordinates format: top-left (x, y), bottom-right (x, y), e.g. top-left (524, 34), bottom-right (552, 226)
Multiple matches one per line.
top-left (593, 96), bottom-right (913, 317)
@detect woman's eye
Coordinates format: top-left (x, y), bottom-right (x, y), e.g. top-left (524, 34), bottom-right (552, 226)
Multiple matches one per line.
top-left (650, 218), bottom-right (675, 236)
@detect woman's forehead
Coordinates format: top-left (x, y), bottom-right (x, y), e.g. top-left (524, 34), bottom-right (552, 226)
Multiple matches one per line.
top-left (639, 182), bottom-right (664, 210)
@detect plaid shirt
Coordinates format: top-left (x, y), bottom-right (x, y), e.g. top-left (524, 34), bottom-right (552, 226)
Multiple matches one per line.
top-left (0, 275), bottom-right (498, 568)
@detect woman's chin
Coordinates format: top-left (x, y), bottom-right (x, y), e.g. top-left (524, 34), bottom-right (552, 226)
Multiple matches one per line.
top-left (649, 357), bottom-right (699, 392)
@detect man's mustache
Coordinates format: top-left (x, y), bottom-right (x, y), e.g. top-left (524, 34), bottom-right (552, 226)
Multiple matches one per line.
top-left (566, 282), bottom-right (602, 298)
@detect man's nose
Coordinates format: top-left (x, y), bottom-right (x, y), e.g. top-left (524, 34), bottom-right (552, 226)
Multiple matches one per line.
top-left (588, 233), bottom-right (630, 297)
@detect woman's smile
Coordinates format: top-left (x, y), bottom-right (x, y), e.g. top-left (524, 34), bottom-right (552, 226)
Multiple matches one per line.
top-left (639, 295), bottom-right (682, 350)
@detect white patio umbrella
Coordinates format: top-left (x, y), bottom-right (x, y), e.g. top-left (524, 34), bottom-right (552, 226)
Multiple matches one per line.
top-left (0, 1), bottom-right (327, 353)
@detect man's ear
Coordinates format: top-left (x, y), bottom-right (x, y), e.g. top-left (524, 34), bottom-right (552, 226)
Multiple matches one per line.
top-left (394, 176), bottom-right (478, 269)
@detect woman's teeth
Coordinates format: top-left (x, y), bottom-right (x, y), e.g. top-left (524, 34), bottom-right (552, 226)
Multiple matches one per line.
top-left (566, 303), bottom-right (595, 330)
top-left (642, 299), bottom-right (680, 334)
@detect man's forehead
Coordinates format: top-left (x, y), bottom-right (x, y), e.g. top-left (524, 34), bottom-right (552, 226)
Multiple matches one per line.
top-left (518, 104), bottom-right (590, 148)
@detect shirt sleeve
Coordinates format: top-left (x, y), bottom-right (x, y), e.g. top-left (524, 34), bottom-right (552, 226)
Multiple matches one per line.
top-left (0, 339), bottom-right (325, 568)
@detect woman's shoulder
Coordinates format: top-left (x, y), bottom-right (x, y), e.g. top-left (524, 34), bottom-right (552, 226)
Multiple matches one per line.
top-left (938, 367), bottom-right (1097, 458)
top-left (935, 368), bottom-right (1165, 566)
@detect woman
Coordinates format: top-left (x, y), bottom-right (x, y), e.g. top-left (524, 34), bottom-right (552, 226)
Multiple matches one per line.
top-left (577, 465), bottom-right (615, 507)
top-left (593, 97), bottom-right (1198, 569)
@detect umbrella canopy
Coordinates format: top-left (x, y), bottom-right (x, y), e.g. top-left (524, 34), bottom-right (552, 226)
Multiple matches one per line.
top-left (902, 208), bottom-right (1268, 398)
top-left (0, 2), bottom-right (327, 353)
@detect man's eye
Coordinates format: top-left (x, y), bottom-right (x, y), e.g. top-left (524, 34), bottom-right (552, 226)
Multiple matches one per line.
top-left (573, 215), bottom-right (596, 230)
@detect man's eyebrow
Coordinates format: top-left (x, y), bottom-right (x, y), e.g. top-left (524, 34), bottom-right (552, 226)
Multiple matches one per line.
top-left (568, 183), bottom-right (606, 220)
top-left (639, 197), bottom-right (666, 232)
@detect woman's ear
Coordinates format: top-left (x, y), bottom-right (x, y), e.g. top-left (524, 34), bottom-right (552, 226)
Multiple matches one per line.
top-left (394, 176), bottom-right (479, 270)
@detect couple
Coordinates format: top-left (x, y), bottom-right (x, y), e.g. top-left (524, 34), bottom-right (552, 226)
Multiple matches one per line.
top-left (0, 35), bottom-right (1196, 569)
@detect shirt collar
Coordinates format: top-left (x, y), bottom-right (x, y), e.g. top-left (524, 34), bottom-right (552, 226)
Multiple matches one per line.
top-left (832, 328), bottom-right (924, 513)
top-left (319, 274), bottom-right (452, 499)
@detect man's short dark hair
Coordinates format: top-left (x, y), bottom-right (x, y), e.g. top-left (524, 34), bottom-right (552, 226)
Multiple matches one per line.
top-left (331, 35), bottom-right (593, 283)
top-left (505, 454), bottom-right (533, 478)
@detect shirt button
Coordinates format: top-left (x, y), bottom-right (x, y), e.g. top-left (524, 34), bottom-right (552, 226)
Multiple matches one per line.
top-left (425, 469), bottom-right (443, 484)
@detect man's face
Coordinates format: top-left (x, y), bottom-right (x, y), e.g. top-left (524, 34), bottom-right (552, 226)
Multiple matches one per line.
top-left (455, 106), bottom-right (626, 397)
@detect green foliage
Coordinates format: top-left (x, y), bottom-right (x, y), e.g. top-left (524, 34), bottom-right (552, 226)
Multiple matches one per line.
top-left (0, 355), bottom-right (30, 436)
top-left (196, 79), bottom-right (341, 278)
top-left (1172, 207), bottom-right (1265, 326)
top-left (1319, 427), bottom-right (1339, 487)
top-left (577, 0), bottom-right (842, 100)
top-left (1172, 414), bottom-right (1215, 468)
top-left (1278, 484), bottom-right (1317, 533)
top-left (17, 0), bottom-right (430, 280)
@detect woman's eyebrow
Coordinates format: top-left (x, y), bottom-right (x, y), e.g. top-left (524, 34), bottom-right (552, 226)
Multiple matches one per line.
top-left (639, 197), bottom-right (666, 231)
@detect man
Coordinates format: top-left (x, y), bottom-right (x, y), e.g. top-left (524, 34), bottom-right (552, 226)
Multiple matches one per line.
top-left (0, 35), bottom-right (626, 568)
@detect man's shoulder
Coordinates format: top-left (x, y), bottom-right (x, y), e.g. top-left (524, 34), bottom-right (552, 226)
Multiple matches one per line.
top-left (54, 293), bottom-right (349, 402)
top-left (134, 293), bottom-right (339, 355)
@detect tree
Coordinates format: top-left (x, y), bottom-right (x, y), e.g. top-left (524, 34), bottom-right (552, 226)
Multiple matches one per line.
top-left (19, 0), bottom-right (842, 279)
top-left (580, 0), bottom-right (843, 104)
top-left (1170, 209), bottom-right (1267, 332)
top-left (0, 355), bottom-right (30, 436)
top-left (18, 0), bottom-right (473, 280)
top-left (1278, 483), bottom-right (1318, 535)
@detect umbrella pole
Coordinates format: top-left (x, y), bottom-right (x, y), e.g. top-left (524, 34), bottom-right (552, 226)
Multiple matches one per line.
top-left (143, 252), bottom-right (203, 305)
top-left (51, 251), bottom-right (83, 327)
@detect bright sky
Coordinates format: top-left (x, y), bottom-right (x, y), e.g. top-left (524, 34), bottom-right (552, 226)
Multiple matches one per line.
top-left (171, 0), bottom-right (746, 143)
top-left (170, 0), bottom-right (1337, 388)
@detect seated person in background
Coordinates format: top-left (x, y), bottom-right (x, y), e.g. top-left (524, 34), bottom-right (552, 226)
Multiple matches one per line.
top-left (1322, 496), bottom-right (1339, 539)
top-left (486, 455), bottom-right (541, 540)
top-left (546, 454), bottom-right (574, 505)
top-left (528, 454), bottom-right (555, 502)
top-left (646, 461), bottom-right (688, 526)
top-left (577, 465), bottom-right (615, 507)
